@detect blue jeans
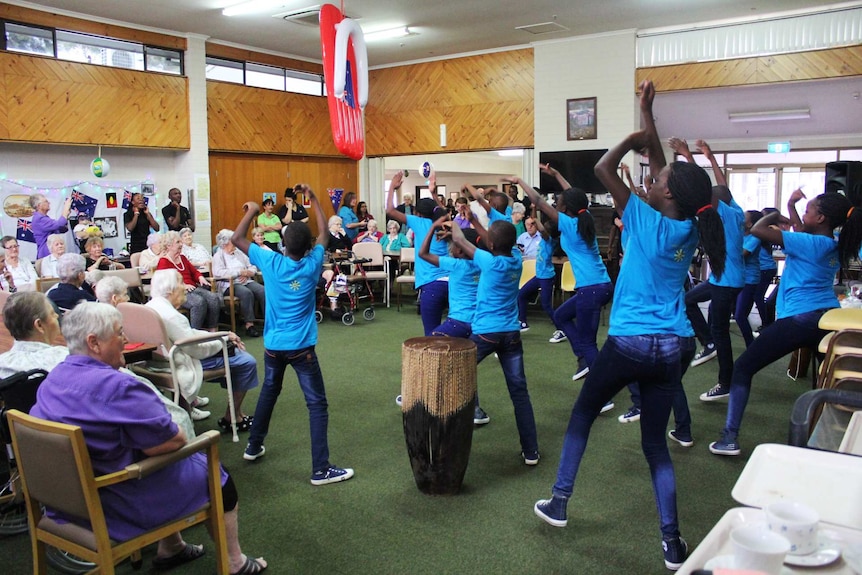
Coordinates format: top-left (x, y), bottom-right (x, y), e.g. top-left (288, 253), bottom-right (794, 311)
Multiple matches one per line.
top-left (724, 310), bottom-right (830, 439)
top-left (432, 318), bottom-right (472, 338)
top-left (470, 331), bottom-right (538, 454)
top-left (552, 334), bottom-right (696, 538)
top-left (755, 269), bottom-right (777, 325)
top-left (553, 282), bottom-right (613, 367)
top-left (200, 349), bottom-right (259, 392)
top-left (685, 282), bottom-right (740, 384)
top-left (419, 280), bottom-right (449, 336)
top-left (247, 346), bottom-right (331, 473)
top-left (518, 276), bottom-right (558, 328)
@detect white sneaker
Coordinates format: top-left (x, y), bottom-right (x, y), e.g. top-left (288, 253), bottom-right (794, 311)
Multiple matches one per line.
top-left (395, 394), bottom-right (403, 407)
top-left (549, 330), bottom-right (567, 344)
top-left (190, 407), bottom-right (211, 421)
top-left (192, 396), bottom-right (210, 408)
top-left (600, 401), bottom-right (615, 414)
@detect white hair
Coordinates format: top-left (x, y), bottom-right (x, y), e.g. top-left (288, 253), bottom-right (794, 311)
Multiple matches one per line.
top-left (146, 232), bottom-right (161, 249)
top-left (328, 215), bottom-right (342, 227)
top-left (367, 219), bottom-right (378, 230)
top-left (28, 193), bottom-right (46, 209)
top-left (47, 233), bottom-right (65, 247)
top-left (62, 302), bottom-right (122, 356)
top-left (386, 220), bottom-right (399, 231)
top-left (216, 229), bottom-right (233, 248)
top-left (512, 202), bottom-right (526, 214)
top-left (180, 227), bottom-right (193, 238)
top-left (95, 275), bottom-right (128, 303)
top-left (57, 253), bottom-right (86, 282)
top-left (150, 269), bottom-right (182, 300)
top-left (159, 230), bottom-right (181, 251)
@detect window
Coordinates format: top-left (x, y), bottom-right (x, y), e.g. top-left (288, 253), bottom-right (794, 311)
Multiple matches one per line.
top-left (246, 62), bottom-right (284, 90)
top-left (145, 46), bottom-right (183, 75)
top-left (205, 57), bottom-right (244, 84)
top-left (5, 22), bottom-right (53, 56)
top-left (205, 56), bottom-right (324, 96)
top-left (57, 30), bottom-right (143, 70)
top-left (286, 69), bottom-right (324, 96)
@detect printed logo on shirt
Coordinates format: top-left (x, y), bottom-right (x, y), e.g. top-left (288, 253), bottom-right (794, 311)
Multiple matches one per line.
top-left (290, 280), bottom-right (301, 291)
top-left (673, 248), bottom-right (685, 263)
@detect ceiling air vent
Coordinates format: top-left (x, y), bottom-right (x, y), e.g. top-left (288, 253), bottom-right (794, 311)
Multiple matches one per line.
top-left (273, 5), bottom-right (322, 27)
top-left (515, 22), bottom-right (569, 35)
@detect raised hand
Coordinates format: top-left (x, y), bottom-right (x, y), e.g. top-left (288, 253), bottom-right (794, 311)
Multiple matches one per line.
top-left (242, 201), bottom-right (260, 214)
top-left (788, 188), bottom-right (806, 204)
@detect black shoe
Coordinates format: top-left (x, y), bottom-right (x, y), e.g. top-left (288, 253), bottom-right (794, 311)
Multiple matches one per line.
top-left (245, 325), bottom-right (260, 338)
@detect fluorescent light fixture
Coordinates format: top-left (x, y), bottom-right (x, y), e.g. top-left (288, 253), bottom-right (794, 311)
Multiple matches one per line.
top-left (223, 1), bottom-right (292, 17)
top-left (498, 149), bottom-right (524, 157)
top-left (364, 26), bottom-right (415, 42)
top-left (728, 108), bottom-right (810, 123)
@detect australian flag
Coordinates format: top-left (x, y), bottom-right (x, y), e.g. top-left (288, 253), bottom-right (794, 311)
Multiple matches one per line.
top-left (70, 189), bottom-right (98, 218)
top-left (16, 219), bottom-right (34, 244)
top-left (122, 189), bottom-right (149, 211)
top-left (328, 188), bottom-right (344, 212)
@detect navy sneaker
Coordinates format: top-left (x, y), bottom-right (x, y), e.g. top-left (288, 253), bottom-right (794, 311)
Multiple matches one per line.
top-left (572, 359), bottom-right (590, 381)
top-left (699, 383), bottom-right (730, 402)
top-left (600, 401), bottom-right (615, 414)
top-left (618, 406), bottom-right (641, 423)
top-left (243, 444), bottom-right (265, 461)
top-left (521, 450), bottom-right (540, 466)
top-left (520, 321), bottom-right (530, 333)
top-left (668, 430), bottom-right (694, 447)
top-left (474, 406), bottom-right (490, 425)
top-left (310, 465), bottom-right (355, 485)
top-left (395, 394), bottom-right (403, 407)
top-left (709, 432), bottom-right (741, 456)
top-left (662, 536), bottom-right (688, 570)
top-left (549, 330), bottom-right (567, 344)
top-left (534, 495), bottom-right (568, 527)
top-left (690, 344), bottom-right (717, 367)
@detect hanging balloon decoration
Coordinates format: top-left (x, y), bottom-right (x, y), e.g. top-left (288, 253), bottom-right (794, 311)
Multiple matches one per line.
top-left (91, 146), bottom-right (110, 178)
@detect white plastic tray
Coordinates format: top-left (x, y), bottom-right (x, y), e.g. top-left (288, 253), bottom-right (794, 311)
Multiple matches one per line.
top-left (731, 444), bottom-right (862, 530)
top-left (678, 507), bottom-right (862, 575)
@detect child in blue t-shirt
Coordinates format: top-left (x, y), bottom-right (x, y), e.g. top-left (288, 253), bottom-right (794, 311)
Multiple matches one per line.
top-left (534, 81), bottom-right (728, 571)
top-left (231, 189), bottom-right (354, 486)
top-left (710, 188), bottom-right (862, 457)
top-left (734, 210), bottom-right (766, 347)
top-left (448, 219), bottom-right (540, 466)
top-left (516, 218), bottom-right (562, 337)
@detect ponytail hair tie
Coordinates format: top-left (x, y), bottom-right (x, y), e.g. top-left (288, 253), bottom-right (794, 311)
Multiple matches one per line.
top-left (848, 207), bottom-right (855, 220)
top-left (577, 209), bottom-right (588, 215)
top-left (696, 204), bottom-right (712, 216)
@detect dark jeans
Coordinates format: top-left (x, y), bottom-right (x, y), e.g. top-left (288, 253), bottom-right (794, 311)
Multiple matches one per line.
top-left (685, 282), bottom-right (740, 384)
top-left (247, 346), bottom-right (331, 473)
top-left (724, 310), bottom-right (830, 439)
top-left (735, 283), bottom-right (758, 347)
top-left (755, 269), bottom-right (777, 326)
top-left (432, 318), bottom-right (471, 338)
top-left (518, 276), bottom-right (558, 327)
top-left (552, 335), bottom-right (696, 539)
top-left (418, 280), bottom-right (449, 336)
top-left (470, 331), bottom-right (538, 454)
top-left (553, 282), bottom-right (613, 367)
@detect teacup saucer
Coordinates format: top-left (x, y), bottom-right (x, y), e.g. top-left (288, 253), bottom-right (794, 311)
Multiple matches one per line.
top-left (704, 554), bottom-right (793, 574)
top-left (783, 536), bottom-right (842, 567)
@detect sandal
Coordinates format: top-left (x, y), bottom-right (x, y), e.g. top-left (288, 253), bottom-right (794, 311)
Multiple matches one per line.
top-left (153, 543), bottom-right (205, 569)
top-left (217, 416), bottom-right (253, 433)
top-left (231, 556), bottom-right (267, 575)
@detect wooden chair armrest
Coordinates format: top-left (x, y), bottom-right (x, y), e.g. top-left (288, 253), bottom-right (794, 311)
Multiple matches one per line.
top-left (173, 331), bottom-right (231, 347)
top-left (122, 430), bottom-right (221, 481)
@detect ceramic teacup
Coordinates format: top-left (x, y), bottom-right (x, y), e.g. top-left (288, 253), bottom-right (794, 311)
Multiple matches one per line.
top-left (730, 525), bottom-right (791, 574)
top-left (765, 500), bottom-right (820, 555)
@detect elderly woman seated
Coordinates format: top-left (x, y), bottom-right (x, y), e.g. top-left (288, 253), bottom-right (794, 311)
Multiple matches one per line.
top-left (47, 253), bottom-right (96, 313)
top-left (147, 270), bottom-right (259, 431)
top-left (0, 291), bottom-right (67, 378)
top-left (1, 235), bottom-right (37, 291)
top-left (181, 227), bottom-right (212, 270)
top-left (29, 302), bottom-right (267, 574)
top-left (84, 236), bottom-right (119, 272)
top-left (138, 232), bottom-right (163, 272)
top-left (95, 275), bottom-right (131, 307)
top-left (38, 233), bottom-right (66, 278)
top-left (157, 231), bottom-right (220, 331)
top-left (212, 229), bottom-right (265, 338)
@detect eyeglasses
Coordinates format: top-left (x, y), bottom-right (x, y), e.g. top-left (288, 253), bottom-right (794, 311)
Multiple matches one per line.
top-left (3, 244), bottom-right (19, 249)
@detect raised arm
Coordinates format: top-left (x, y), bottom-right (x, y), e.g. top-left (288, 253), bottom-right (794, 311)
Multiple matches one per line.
top-left (595, 134), bottom-right (649, 213)
top-left (540, 163), bottom-right (572, 190)
top-left (385, 171), bottom-right (407, 225)
top-left (512, 176), bottom-right (558, 225)
top-left (667, 137), bottom-right (695, 164)
top-left (786, 188), bottom-right (806, 232)
top-left (639, 81), bottom-right (666, 182)
top-left (464, 184), bottom-right (491, 214)
top-left (449, 220), bottom-right (477, 260)
top-left (750, 210), bottom-right (789, 248)
top-left (232, 202), bottom-right (260, 254)
top-left (430, 171), bottom-right (446, 210)
top-left (620, 163), bottom-right (638, 194)
top-left (418, 215), bottom-right (449, 267)
top-left (696, 140), bottom-right (727, 188)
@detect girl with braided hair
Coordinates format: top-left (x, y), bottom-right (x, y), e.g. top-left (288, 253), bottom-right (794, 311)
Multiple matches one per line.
top-left (710, 188), bottom-right (862, 456)
top-left (533, 80), bottom-right (727, 572)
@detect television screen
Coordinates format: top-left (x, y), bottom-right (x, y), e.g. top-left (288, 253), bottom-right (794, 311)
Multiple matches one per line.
top-left (539, 149), bottom-right (608, 194)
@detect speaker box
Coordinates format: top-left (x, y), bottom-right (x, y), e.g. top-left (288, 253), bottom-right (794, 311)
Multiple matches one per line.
top-left (825, 161), bottom-right (862, 207)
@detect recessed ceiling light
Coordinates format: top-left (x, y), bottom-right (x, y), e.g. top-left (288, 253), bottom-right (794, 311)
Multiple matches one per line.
top-left (364, 27), bottom-right (417, 42)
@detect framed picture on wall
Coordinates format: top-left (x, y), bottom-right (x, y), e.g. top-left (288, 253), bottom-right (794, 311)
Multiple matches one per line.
top-left (567, 97), bottom-right (597, 141)
top-left (141, 183), bottom-right (155, 196)
top-left (93, 216), bottom-right (118, 238)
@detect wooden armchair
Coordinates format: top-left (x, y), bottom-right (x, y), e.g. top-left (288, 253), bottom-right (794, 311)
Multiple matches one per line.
top-left (6, 410), bottom-right (230, 575)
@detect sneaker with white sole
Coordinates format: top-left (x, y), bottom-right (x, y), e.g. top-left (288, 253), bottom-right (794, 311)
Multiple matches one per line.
top-left (534, 495), bottom-right (568, 527)
top-left (473, 406), bottom-right (490, 425)
top-left (668, 430), bottom-right (694, 447)
top-left (572, 360), bottom-right (590, 382)
top-left (699, 383), bottom-right (730, 402)
top-left (243, 444), bottom-right (265, 461)
top-left (600, 401), bottom-right (615, 414)
top-left (521, 450), bottom-right (540, 466)
top-left (709, 432), bottom-right (741, 456)
top-left (690, 344), bottom-right (717, 367)
top-left (663, 536), bottom-right (688, 570)
top-left (192, 396), bottom-right (210, 408)
top-left (520, 321), bottom-right (530, 332)
top-left (310, 465), bottom-right (355, 485)
top-left (190, 407), bottom-right (210, 421)
top-left (548, 330), bottom-right (567, 344)
top-left (618, 406), bottom-right (641, 423)
top-left (395, 394), bottom-right (403, 407)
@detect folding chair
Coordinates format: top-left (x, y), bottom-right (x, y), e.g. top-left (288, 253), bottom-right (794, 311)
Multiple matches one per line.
top-left (351, 242), bottom-right (390, 307)
top-left (6, 410), bottom-right (229, 575)
top-left (559, 261), bottom-right (576, 300)
top-left (519, 258), bottom-right (537, 289)
top-left (395, 248), bottom-right (415, 311)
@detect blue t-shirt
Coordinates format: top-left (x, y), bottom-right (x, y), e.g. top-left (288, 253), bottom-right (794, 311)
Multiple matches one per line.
top-left (489, 208), bottom-right (510, 224)
top-left (406, 214), bottom-right (448, 288)
top-left (742, 234), bottom-right (762, 285)
top-left (536, 237), bottom-right (556, 280)
top-left (710, 199), bottom-right (745, 288)
top-left (557, 212), bottom-right (611, 288)
top-left (471, 248), bottom-right (521, 334)
top-left (609, 198), bottom-right (698, 337)
top-left (339, 206), bottom-right (360, 241)
top-left (248, 243), bottom-right (323, 350)
top-left (759, 241), bottom-right (778, 271)
top-left (438, 256), bottom-right (480, 324)
top-left (776, 231), bottom-right (839, 319)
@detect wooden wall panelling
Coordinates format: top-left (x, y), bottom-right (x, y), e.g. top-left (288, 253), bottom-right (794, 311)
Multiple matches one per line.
top-left (637, 45), bottom-right (862, 92)
top-left (205, 43), bottom-right (322, 75)
top-left (0, 65), bottom-right (8, 139)
top-left (0, 53), bottom-right (189, 148)
top-left (0, 2), bottom-right (186, 50)
top-left (365, 49), bottom-right (534, 156)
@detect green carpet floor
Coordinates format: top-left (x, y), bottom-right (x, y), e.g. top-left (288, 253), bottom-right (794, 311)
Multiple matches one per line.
top-left (0, 300), bottom-right (811, 574)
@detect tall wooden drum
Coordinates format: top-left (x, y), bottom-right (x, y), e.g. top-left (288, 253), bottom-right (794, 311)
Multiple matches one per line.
top-left (401, 337), bottom-right (477, 495)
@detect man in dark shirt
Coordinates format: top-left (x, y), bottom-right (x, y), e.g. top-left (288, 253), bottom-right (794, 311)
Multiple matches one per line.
top-left (124, 193), bottom-right (159, 254)
top-left (278, 185), bottom-right (309, 226)
top-left (162, 188), bottom-right (194, 232)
